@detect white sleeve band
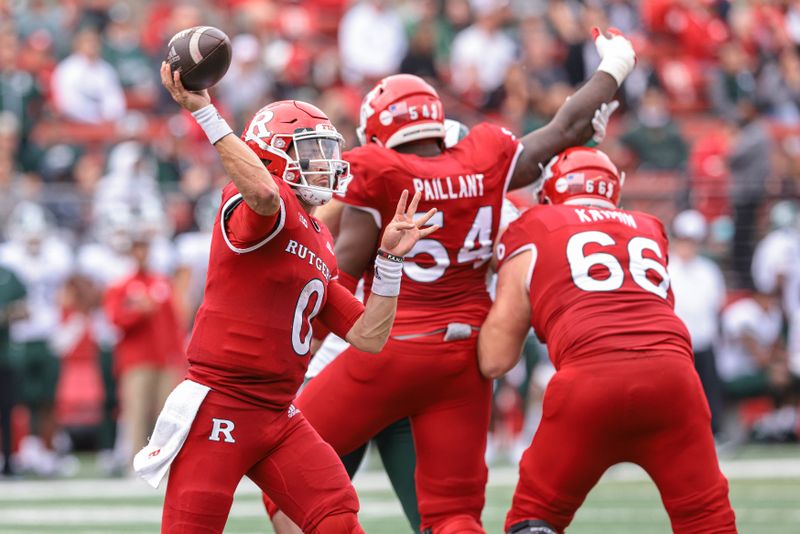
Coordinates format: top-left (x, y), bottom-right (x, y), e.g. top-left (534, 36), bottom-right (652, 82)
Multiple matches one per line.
top-left (597, 56), bottom-right (632, 87)
top-left (370, 256), bottom-right (403, 297)
top-left (192, 104), bottom-right (233, 145)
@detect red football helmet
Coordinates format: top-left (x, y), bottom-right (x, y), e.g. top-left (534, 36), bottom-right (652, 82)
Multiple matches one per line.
top-left (357, 74), bottom-right (445, 148)
top-left (538, 147), bottom-right (625, 209)
top-left (242, 100), bottom-right (350, 206)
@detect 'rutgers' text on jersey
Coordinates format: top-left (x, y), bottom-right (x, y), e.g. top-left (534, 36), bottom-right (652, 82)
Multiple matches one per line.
top-left (498, 204), bottom-right (693, 368)
top-left (342, 123), bottom-right (522, 334)
top-left (186, 180), bottom-right (345, 409)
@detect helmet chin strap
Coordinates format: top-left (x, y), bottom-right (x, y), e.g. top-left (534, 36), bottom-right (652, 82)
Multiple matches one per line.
top-left (294, 185), bottom-right (333, 206)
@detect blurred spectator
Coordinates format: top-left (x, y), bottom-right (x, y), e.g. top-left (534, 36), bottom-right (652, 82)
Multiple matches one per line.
top-left (93, 141), bottom-right (162, 212)
top-left (728, 96), bottom-right (773, 290)
top-left (787, 0), bottom-right (800, 47)
top-left (435, 0), bottom-right (473, 63)
top-left (717, 289), bottom-right (795, 418)
top-left (757, 47), bottom-right (800, 125)
top-left (75, 209), bottom-right (139, 471)
top-left (752, 200), bottom-right (800, 319)
top-left (400, 19), bottom-right (440, 82)
top-left (551, 1), bottom-right (605, 87)
top-left (103, 229), bottom-right (183, 465)
top-left (605, 0), bottom-right (641, 35)
top-left (102, 8), bottom-right (158, 109)
top-left (0, 263), bottom-right (26, 477)
top-left (51, 27), bottom-right (126, 124)
top-left (518, 17), bottom-right (568, 91)
top-left (0, 114), bottom-right (26, 226)
top-left (707, 41), bottom-right (757, 124)
top-left (217, 33), bottom-right (274, 129)
top-left (339, 0), bottom-right (408, 85)
top-left (643, 0), bottom-right (728, 62)
top-left (11, 0), bottom-right (72, 58)
top-left (173, 193), bottom-right (217, 329)
top-left (0, 30), bottom-right (44, 172)
top-left (51, 274), bottom-right (102, 446)
top-left (752, 201), bottom-right (800, 391)
top-left (450, 0), bottom-right (515, 108)
top-left (618, 86), bottom-right (689, 171)
top-left (0, 202), bottom-right (73, 476)
top-left (668, 210), bottom-right (726, 436)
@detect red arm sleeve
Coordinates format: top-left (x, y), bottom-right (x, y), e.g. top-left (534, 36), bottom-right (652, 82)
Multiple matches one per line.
top-left (316, 279), bottom-right (365, 340)
top-left (337, 270), bottom-right (359, 294)
top-left (311, 270), bottom-right (361, 341)
top-left (224, 197), bottom-right (282, 248)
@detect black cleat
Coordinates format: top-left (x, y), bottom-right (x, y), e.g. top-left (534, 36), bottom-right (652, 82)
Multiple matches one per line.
top-left (507, 519), bottom-right (558, 534)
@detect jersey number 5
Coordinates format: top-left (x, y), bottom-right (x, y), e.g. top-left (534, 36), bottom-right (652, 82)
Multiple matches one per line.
top-left (403, 206), bottom-right (493, 283)
top-left (566, 231), bottom-right (670, 298)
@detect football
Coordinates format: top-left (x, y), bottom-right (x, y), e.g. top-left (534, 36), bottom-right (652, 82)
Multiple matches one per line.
top-left (165, 26), bottom-right (232, 91)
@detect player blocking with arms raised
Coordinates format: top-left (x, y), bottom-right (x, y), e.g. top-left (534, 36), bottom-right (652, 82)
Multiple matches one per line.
top-left (266, 28), bottom-right (637, 534)
top-left (480, 147), bottom-right (737, 533)
top-left (133, 63), bottom-right (438, 534)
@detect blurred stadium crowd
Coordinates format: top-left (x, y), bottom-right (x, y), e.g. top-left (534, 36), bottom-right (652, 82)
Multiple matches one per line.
top-left (0, 0), bottom-right (799, 479)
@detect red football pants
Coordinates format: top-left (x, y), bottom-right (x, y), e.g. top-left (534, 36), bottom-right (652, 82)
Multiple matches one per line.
top-left (295, 335), bottom-right (492, 532)
top-left (506, 354), bottom-right (737, 533)
top-left (162, 389), bottom-right (361, 533)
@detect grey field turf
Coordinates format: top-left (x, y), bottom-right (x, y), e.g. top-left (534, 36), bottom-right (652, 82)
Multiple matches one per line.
top-left (0, 445), bottom-right (798, 533)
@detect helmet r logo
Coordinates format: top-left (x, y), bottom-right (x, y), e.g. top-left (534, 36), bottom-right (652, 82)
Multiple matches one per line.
top-left (245, 110), bottom-right (274, 145)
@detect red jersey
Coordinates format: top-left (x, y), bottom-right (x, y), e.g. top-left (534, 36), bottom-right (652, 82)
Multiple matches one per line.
top-left (104, 271), bottom-right (184, 375)
top-left (497, 204), bottom-right (693, 369)
top-left (342, 122), bottom-right (522, 334)
top-left (186, 178), bottom-right (364, 409)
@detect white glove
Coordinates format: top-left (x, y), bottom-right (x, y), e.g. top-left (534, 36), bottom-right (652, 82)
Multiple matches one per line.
top-left (591, 100), bottom-right (620, 145)
top-left (593, 27), bottom-right (636, 86)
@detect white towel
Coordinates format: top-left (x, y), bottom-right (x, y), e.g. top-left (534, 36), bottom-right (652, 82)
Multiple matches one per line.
top-left (133, 379), bottom-right (210, 488)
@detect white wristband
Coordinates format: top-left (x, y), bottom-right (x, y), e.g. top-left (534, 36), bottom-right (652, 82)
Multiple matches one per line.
top-left (371, 256), bottom-right (403, 297)
top-left (597, 56), bottom-right (633, 87)
top-left (192, 104), bottom-right (233, 145)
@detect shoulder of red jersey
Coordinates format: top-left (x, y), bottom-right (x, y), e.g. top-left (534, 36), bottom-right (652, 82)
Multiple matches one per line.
top-left (451, 122), bottom-right (522, 187)
top-left (218, 177), bottom-right (296, 254)
top-left (338, 144), bottom-right (398, 227)
top-left (496, 206), bottom-right (549, 270)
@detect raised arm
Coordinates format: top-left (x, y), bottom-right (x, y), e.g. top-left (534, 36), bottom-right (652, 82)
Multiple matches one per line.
top-left (160, 62), bottom-right (280, 216)
top-left (508, 28), bottom-right (635, 190)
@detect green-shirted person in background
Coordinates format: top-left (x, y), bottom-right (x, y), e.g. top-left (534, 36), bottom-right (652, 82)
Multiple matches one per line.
top-left (0, 263), bottom-right (27, 477)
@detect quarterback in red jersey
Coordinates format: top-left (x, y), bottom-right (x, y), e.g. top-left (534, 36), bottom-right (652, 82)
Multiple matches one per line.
top-left (480, 147), bottom-right (737, 533)
top-left (267, 28), bottom-right (638, 534)
top-left (136, 64), bottom-right (438, 534)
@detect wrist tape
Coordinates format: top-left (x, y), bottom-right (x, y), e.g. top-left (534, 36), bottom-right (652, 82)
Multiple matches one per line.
top-left (371, 255), bottom-right (403, 297)
top-left (192, 104), bottom-right (233, 145)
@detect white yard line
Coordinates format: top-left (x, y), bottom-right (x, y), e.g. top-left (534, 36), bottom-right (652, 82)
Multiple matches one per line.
top-left (1, 457), bottom-right (798, 504)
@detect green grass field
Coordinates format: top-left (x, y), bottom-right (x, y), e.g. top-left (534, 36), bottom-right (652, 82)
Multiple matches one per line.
top-left (1, 445), bottom-right (798, 533)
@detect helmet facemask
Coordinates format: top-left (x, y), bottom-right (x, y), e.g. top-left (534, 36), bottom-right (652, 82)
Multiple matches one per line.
top-left (285, 129), bottom-right (350, 206)
top-left (250, 126), bottom-right (351, 206)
